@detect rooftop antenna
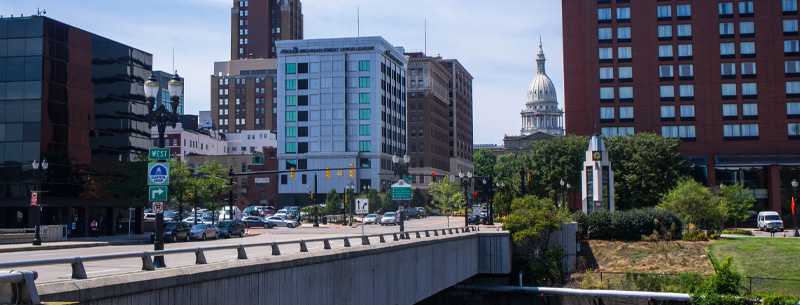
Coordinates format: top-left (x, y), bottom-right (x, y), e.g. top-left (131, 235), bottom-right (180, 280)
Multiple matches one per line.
top-left (424, 19), bottom-right (427, 56)
top-left (172, 47), bottom-right (175, 74)
top-left (37, 8), bottom-right (46, 16)
top-left (357, 7), bottom-right (360, 37)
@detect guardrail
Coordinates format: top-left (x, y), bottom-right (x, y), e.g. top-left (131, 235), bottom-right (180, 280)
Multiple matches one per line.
top-left (0, 270), bottom-right (39, 304)
top-left (0, 226), bottom-right (483, 280)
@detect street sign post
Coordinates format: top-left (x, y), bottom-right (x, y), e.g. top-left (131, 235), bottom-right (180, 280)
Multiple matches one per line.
top-left (152, 201), bottom-right (165, 214)
top-left (149, 186), bottom-right (168, 201)
top-left (148, 163), bottom-right (170, 186)
top-left (355, 199), bottom-right (369, 214)
top-left (148, 148), bottom-right (171, 160)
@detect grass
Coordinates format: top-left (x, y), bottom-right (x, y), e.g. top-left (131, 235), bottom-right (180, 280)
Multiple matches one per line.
top-left (709, 237), bottom-right (800, 296)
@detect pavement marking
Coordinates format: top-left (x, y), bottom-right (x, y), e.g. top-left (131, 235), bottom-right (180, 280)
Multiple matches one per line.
top-left (420, 220), bottom-right (451, 227)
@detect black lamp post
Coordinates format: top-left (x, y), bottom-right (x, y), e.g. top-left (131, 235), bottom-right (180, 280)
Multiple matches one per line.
top-left (560, 179), bottom-right (566, 208)
top-left (31, 158), bottom-right (48, 245)
top-left (460, 170), bottom-right (473, 227)
top-left (144, 72), bottom-right (182, 268)
top-left (495, 181), bottom-right (505, 218)
top-left (566, 183), bottom-right (571, 210)
top-left (392, 153), bottom-right (410, 232)
top-left (344, 183), bottom-right (355, 225)
top-left (792, 179), bottom-right (798, 237)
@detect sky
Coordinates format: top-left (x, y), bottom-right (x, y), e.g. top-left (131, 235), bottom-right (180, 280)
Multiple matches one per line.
top-left (1, 0), bottom-right (565, 145)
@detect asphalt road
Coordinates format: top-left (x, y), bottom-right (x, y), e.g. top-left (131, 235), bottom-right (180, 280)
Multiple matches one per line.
top-left (2, 216), bottom-right (473, 283)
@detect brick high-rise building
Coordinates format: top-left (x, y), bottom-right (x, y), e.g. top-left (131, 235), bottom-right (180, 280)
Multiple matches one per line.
top-left (211, 59), bottom-right (278, 133)
top-left (563, 0), bottom-right (800, 214)
top-left (231, 0), bottom-right (303, 60)
top-left (440, 59), bottom-right (474, 175)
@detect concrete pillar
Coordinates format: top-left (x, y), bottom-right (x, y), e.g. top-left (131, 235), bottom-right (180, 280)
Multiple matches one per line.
top-left (768, 164), bottom-right (782, 214)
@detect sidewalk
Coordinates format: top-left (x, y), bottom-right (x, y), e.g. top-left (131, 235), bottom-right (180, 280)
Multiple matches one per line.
top-left (0, 233), bottom-right (151, 253)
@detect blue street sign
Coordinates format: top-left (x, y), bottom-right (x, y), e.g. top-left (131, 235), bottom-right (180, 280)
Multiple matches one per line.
top-left (148, 163), bottom-right (170, 186)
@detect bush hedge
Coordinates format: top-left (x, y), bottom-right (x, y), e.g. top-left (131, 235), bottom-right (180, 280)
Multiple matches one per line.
top-left (572, 208), bottom-right (683, 241)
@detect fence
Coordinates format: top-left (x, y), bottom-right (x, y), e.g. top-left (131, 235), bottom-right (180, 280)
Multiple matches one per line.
top-left (0, 226), bottom-right (482, 280)
top-left (0, 225), bottom-right (67, 245)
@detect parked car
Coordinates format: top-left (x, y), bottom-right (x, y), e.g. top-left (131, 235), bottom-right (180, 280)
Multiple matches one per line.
top-left (182, 216), bottom-right (210, 224)
top-left (241, 216), bottom-right (275, 228)
top-left (380, 212), bottom-right (399, 226)
top-left (144, 213), bottom-right (157, 222)
top-left (260, 207), bottom-right (276, 217)
top-left (216, 220), bottom-right (247, 238)
top-left (275, 209), bottom-right (289, 218)
top-left (416, 207), bottom-right (427, 218)
top-left (151, 221), bottom-right (191, 243)
top-left (363, 214), bottom-right (379, 225)
top-left (757, 211), bottom-right (784, 232)
top-left (466, 214), bottom-right (481, 225)
top-left (189, 223), bottom-right (220, 241)
top-left (404, 208), bottom-right (420, 219)
top-left (265, 216), bottom-right (300, 228)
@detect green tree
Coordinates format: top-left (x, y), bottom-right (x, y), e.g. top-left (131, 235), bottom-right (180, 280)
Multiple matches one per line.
top-left (367, 188), bottom-right (383, 213)
top-left (323, 188), bottom-right (341, 215)
top-left (195, 161), bottom-right (232, 224)
top-left (411, 188), bottom-right (425, 208)
top-left (494, 153), bottom-right (521, 214)
top-left (473, 148), bottom-right (497, 177)
top-left (428, 179), bottom-right (464, 227)
top-left (718, 184), bottom-right (755, 230)
top-left (522, 135), bottom-right (589, 203)
top-left (657, 177), bottom-right (727, 231)
top-left (380, 189), bottom-right (397, 213)
top-left (605, 133), bottom-right (686, 209)
top-left (503, 195), bottom-right (570, 249)
top-left (168, 160), bottom-right (198, 219)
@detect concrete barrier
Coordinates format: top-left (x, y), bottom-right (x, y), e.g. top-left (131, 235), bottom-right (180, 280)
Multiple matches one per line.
top-left (37, 231), bottom-right (511, 305)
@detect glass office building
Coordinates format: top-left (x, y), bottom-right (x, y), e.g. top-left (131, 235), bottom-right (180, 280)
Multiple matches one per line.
top-left (0, 16), bottom-right (152, 235)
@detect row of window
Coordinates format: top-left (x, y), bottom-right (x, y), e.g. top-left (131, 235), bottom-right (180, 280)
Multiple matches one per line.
top-left (284, 141), bottom-right (372, 154)
top-left (657, 4), bottom-right (692, 19)
top-left (602, 124), bottom-right (800, 139)
top-left (718, 2), bottom-right (754, 16)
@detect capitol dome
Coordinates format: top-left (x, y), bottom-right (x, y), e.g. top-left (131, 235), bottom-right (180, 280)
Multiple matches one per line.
top-left (526, 41), bottom-right (558, 105)
top-left (520, 38), bottom-right (564, 136)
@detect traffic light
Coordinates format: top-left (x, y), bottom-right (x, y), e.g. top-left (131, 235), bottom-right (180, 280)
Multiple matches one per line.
top-left (349, 163), bottom-right (354, 178)
top-left (290, 167), bottom-right (295, 179)
top-left (326, 167), bottom-right (330, 178)
top-left (527, 172), bottom-right (531, 181)
top-left (474, 191), bottom-right (479, 199)
top-left (431, 172), bottom-right (436, 181)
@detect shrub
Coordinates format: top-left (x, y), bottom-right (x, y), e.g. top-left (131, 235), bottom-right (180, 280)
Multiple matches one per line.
top-left (677, 272), bottom-right (705, 293)
top-left (697, 254), bottom-right (741, 295)
top-left (721, 229), bottom-right (753, 236)
top-left (758, 294), bottom-right (800, 305)
top-left (683, 229), bottom-right (709, 241)
top-left (690, 293), bottom-right (747, 305)
top-left (572, 208), bottom-right (682, 241)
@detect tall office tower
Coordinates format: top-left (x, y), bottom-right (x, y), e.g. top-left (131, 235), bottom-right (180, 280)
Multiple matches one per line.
top-left (563, 0), bottom-right (800, 213)
top-left (275, 37), bottom-right (407, 204)
top-left (211, 59), bottom-right (278, 133)
top-left (440, 59), bottom-right (474, 175)
top-left (405, 53), bottom-right (455, 188)
top-left (231, 0), bottom-right (303, 60)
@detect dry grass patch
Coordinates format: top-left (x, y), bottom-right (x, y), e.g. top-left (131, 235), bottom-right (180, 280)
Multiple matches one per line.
top-left (583, 240), bottom-right (714, 274)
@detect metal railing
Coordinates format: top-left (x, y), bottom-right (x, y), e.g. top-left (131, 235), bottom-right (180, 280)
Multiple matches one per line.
top-left (0, 270), bottom-right (40, 304)
top-left (0, 226), bottom-right (481, 280)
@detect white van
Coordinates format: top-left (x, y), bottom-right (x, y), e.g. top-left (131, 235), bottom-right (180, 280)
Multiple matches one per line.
top-left (218, 206), bottom-right (243, 222)
top-left (757, 211), bottom-right (784, 232)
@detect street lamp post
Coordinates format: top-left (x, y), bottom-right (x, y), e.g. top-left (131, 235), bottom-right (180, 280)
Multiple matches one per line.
top-left (144, 72), bottom-right (182, 268)
top-left (344, 183), bottom-right (355, 225)
top-left (560, 179), bottom-right (565, 208)
top-left (31, 159), bottom-right (48, 245)
top-left (392, 153), bottom-right (410, 232)
top-left (459, 170), bottom-right (473, 227)
top-left (495, 181), bottom-right (505, 218)
top-left (792, 179), bottom-right (798, 237)
top-left (566, 183), bottom-right (571, 209)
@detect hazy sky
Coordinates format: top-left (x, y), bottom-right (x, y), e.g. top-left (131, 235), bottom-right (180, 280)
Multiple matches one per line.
top-left (2, 0), bottom-right (565, 145)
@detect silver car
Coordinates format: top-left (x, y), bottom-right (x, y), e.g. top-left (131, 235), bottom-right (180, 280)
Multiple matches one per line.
top-left (266, 216), bottom-right (300, 228)
top-left (363, 214), bottom-right (379, 225)
top-left (380, 212), bottom-right (398, 226)
top-left (189, 223), bottom-right (219, 241)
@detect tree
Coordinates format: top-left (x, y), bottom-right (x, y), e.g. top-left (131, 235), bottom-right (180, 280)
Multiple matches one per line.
top-left (605, 133), bottom-right (687, 209)
top-left (411, 188), bottom-right (425, 208)
top-left (169, 160), bottom-right (198, 219)
top-left (718, 184), bottom-right (755, 230)
top-left (195, 161), bottom-right (232, 224)
top-left (503, 195), bottom-right (570, 253)
top-left (494, 153), bottom-right (521, 214)
top-left (522, 135), bottom-right (589, 203)
top-left (657, 177), bottom-right (727, 231)
top-left (473, 149), bottom-right (497, 178)
top-left (323, 188), bottom-right (341, 215)
top-left (367, 188), bottom-right (383, 213)
top-left (428, 179), bottom-right (464, 228)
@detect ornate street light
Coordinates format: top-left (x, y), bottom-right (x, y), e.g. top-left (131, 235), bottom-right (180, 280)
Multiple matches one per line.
top-left (31, 159), bottom-right (48, 245)
top-left (392, 152), bottom-right (410, 231)
top-left (459, 170), bottom-right (473, 226)
top-left (792, 179), bottom-right (798, 237)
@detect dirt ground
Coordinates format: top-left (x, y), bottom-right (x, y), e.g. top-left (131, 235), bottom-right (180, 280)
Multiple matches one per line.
top-left (574, 239), bottom-right (715, 275)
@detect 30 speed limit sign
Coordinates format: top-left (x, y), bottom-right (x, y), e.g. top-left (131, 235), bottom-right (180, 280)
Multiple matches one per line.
top-left (152, 201), bottom-right (164, 214)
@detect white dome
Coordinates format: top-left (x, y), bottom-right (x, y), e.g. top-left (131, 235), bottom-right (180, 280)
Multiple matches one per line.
top-left (527, 73), bottom-right (557, 104)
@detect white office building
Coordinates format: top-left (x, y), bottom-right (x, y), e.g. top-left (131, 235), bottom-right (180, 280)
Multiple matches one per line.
top-left (276, 37), bottom-right (408, 202)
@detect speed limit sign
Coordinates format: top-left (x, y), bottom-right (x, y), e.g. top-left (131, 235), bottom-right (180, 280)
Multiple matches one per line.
top-left (152, 202), bottom-right (164, 214)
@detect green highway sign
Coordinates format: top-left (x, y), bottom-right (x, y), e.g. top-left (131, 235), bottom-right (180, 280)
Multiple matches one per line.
top-left (149, 186), bottom-right (168, 201)
top-left (148, 163), bottom-right (170, 186)
top-left (391, 180), bottom-right (412, 200)
top-left (148, 148), bottom-right (171, 160)
top-left (402, 176), bottom-right (412, 183)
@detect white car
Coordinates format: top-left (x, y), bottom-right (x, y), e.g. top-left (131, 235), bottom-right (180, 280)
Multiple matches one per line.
top-left (380, 212), bottom-right (398, 226)
top-left (363, 214), bottom-right (379, 225)
top-left (275, 209), bottom-right (289, 218)
top-left (266, 216), bottom-right (300, 228)
top-left (189, 223), bottom-right (219, 240)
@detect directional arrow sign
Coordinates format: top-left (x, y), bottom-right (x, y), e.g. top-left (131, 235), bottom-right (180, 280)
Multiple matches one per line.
top-left (149, 186), bottom-right (168, 201)
top-left (148, 162), bottom-right (170, 186)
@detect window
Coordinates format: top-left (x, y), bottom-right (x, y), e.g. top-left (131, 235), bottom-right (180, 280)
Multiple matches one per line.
top-left (286, 79), bottom-right (296, 90)
top-left (601, 127), bottom-right (634, 137)
top-left (786, 61), bottom-right (800, 74)
top-left (677, 4), bottom-right (691, 18)
top-left (740, 42), bottom-right (755, 56)
top-left (298, 95), bottom-right (308, 106)
top-left (359, 141), bottom-right (371, 152)
top-left (738, 2), bottom-right (754, 15)
top-left (298, 127), bottom-right (308, 137)
top-left (617, 27), bottom-right (631, 40)
top-left (598, 28), bottom-right (612, 41)
top-left (677, 24), bottom-right (692, 38)
top-left (286, 111), bottom-right (296, 122)
top-left (723, 104), bottom-right (738, 117)
top-left (722, 84), bottom-right (737, 97)
top-left (359, 77), bottom-right (370, 88)
top-left (618, 47), bottom-right (632, 60)
top-left (679, 64), bottom-right (693, 78)
top-left (619, 107), bottom-right (634, 120)
top-left (598, 8), bottom-right (612, 21)
top-left (600, 107), bottom-right (615, 120)
top-left (359, 93), bottom-right (370, 104)
top-left (680, 105), bottom-right (695, 118)
top-left (659, 45), bottom-right (673, 58)
top-left (298, 111), bottom-right (308, 121)
top-left (679, 85), bottom-right (694, 98)
top-left (743, 103), bottom-right (758, 117)
top-left (286, 95), bottom-right (296, 106)
top-left (789, 81), bottom-right (800, 95)
top-left (659, 65), bottom-right (674, 78)
top-left (720, 22), bottom-right (735, 36)
top-left (599, 67), bottom-right (614, 81)
top-left (719, 3), bottom-right (734, 16)
top-left (359, 109), bottom-right (371, 119)
top-left (286, 63), bottom-right (297, 74)
top-left (618, 67), bottom-right (632, 80)
top-left (724, 124), bottom-right (759, 138)
top-left (784, 0), bottom-right (798, 13)
top-left (657, 6), bottom-right (672, 19)
top-left (600, 87), bottom-right (615, 100)
top-left (739, 22), bottom-right (755, 36)
top-left (784, 20), bottom-right (798, 33)
top-left (790, 123), bottom-right (800, 136)
top-left (661, 126), bottom-right (696, 139)
top-left (785, 40), bottom-right (800, 53)
top-left (788, 102), bottom-right (800, 114)
top-left (286, 126), bottom-right (296, 137)
top-left (298, 79), bottom-right (308, 90)
top-left (619, 87), bottom-right (633, 100)
top-left (720, 43), bottom-right (736, 56)
top-left (658, 25), bottom-right (673, 39)
top-left (661, 106), bottom-right (676, 118)
top-left (676, 45), bottom-right (692, 60)
top-left (285, 142), bottom-right (296, 153)
top-left (660, 85), bottom-right (675, 99)
top-left (617, 7), bottom-right (630, 20)
top-left (599, 48), bottom-right (613, 61)
top-left (358, 60), bottom-right (370, 71)
top-left (359, 124), bottom-right (370, 135)
top-left (741, 62), bottom-right (756, 76)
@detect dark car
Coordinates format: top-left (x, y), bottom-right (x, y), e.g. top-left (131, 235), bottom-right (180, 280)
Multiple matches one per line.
top-left (242, 216), bottom-right (275, 228)
top-left (151, 221), bottom-right (191, 243)
top-left (416, 207), bottom-right (427, 218)
top-left (466, 214), bottom-right (481, 225)
top-left (216, 220), bottom-right (247, 238)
